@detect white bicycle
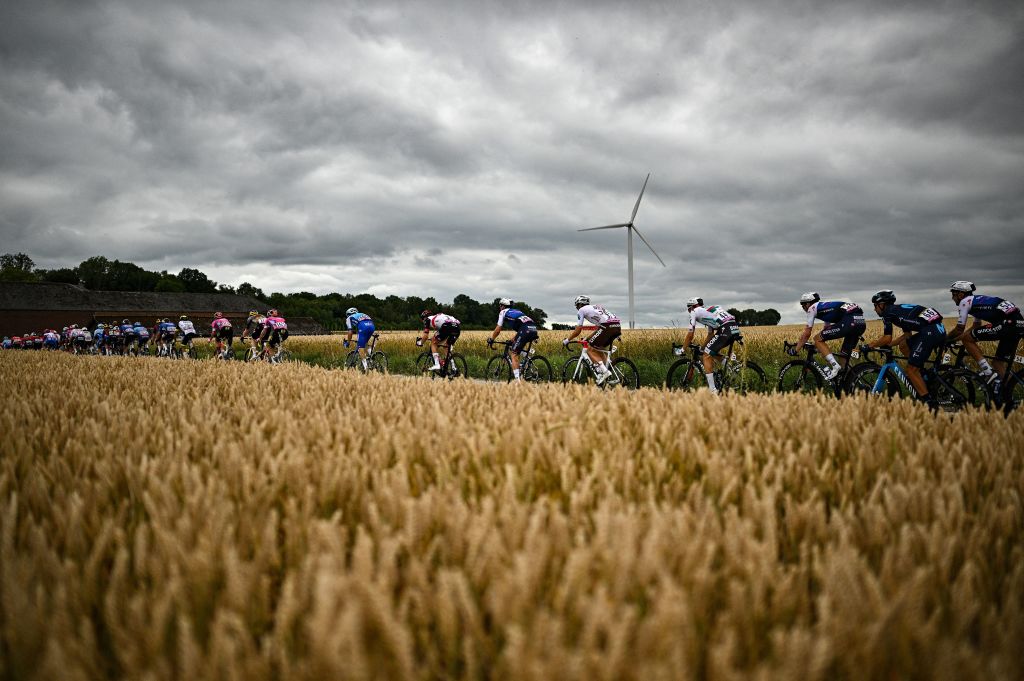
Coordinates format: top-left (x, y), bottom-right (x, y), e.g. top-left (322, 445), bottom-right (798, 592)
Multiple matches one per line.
top-left (561, 340), bottom-right (640, 389)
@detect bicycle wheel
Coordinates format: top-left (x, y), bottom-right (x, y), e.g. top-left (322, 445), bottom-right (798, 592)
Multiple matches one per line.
top-left (485, 355), bottom-right (513, 382)
top-left (522, 355), bottom-right (552, 383)
top-left (562, 357), bottom-right (593, 385)
top-left (370, 351), bottom-right (388, 373)
top-left (606, 357), bottom-right (640, 390)
top-left (846, 363), bottom-right (900, 397)
top-left (665, 359), bottom-right (698, 390)
top-left (345, 350), bottom-right (361, 370)
top-left (416, 352), bottom-right (435, 376)
top-left (933, 368), bottom-right (989, 411)
top-left (447, 353), bottom-right (468, 379)
top-left (725, 360), bottom-right (767, 394)
top-left (777, 360), bottom-right (822, 394)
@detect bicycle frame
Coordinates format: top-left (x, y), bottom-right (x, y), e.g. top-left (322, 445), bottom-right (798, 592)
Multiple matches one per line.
top-left (567, 340), bottom-right (619, 383)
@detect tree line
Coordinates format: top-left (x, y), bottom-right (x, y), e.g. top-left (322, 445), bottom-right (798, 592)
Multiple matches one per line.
top-left (0, 253), bottom-right (548, 330)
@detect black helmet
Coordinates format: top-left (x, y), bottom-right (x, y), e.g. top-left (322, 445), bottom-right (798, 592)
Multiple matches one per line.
top-left (871, 290), bottom-right (896, 305)
top-left (420, 309), bottom-right (431, 319)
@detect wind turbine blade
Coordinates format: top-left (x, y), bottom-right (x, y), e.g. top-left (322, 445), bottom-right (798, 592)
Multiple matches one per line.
top-left (631, 225), bottom-right (667, 267)
top-left (629, 173), bottom-right (650, 225)
top-left (578, 223), bottom-right (630, 232)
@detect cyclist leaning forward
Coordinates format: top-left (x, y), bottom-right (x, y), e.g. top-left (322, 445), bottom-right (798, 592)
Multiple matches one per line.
top-left (418, 310), bottom-right (461, 371)
top-left (791, 292), bottom-right (867, 380)
top-left (488, 298), bottom-right (539, 382)
top-left (257, 310), bottom-right (288, 356)
top-left (210, 312), bottom-right (234, 357)
top-left (681, 298), bottom-right (742, 395)
top-left (866, 290), bottom-right (945, 410)
top-left (242, 311), bottom-right (266, 350)
top-left (343, 307), bottom-right (375, 370)
top-left (946, 281), bottom-right (1024, 394)
top-left (562, 295), bottom-right (621, 385)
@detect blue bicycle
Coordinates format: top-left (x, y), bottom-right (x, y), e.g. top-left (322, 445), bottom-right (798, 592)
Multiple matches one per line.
top-left (846, 346), bottom-right (989, 412)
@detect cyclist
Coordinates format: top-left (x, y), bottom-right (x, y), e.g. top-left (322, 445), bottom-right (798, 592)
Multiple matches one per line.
top-left (343, 307), bottom-right (375, 370)
top-left (210, 312), bottom-right (234, 358)
top-left (1, 337), bottom-right (10, 350)
top-left (119, 318), bottom-right (138, 354)
top-left (946, 281), bottom-right (1023, 391)
top-left (489, 298), bottom-right (538, 382)
top-left (157, 318), bottom-right (178, 355)
top-left (132, 321), bottom-right (151, 354)
top-left (93, 324), bottom-right (108, 353)
top-left (178, 315), bottom-right (198, 354)
top-left (43, 328), bottom-right (60, 350)
top-left (417, 310), bottom-right (461, 371)
top-left (242, 310), bottom-right (265, 349)
top-left (106, 322), bottom-right (122, 354)
top-left (257, 309), bottom-right (288, 357)
top-left (866, 290), bottom-right (944, 409)
top-left (681, 297), bottom-right (742, 395)
top-left (791, 292), bottom-right (866, 380)
top-left (562, 295), bottom-right (621, 385)
top-left (70, 325), bottom-right (90, 353)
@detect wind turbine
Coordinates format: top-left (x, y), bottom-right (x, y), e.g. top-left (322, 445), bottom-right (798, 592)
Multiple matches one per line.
top-left (579, 173), bottom-right (667, 329)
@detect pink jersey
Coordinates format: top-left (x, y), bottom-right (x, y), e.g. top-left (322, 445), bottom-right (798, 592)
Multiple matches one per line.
top-left (263, 316), bottom-right (288, 331)
top-left (211, 317), bottom-right (232, 332)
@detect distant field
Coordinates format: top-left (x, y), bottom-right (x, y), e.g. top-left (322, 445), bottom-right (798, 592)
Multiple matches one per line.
top-left (2, 352), bottom-right (1022, 679)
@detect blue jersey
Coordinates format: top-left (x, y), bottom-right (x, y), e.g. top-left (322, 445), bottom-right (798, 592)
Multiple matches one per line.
top-left (956, 294), bottom-right (1019, 326)
top-left (497, 308), bottom-right (534, 331)
top-left (159, 322), bottom-right (177, 336)
top-left (881, 304), bottom-right (942, 335)
top-left (813, 301), bottom-right (860, 324)
top-left (346, 312), bottom-right (373, 330)
top-left (120, 323), bottom-right (135, 335)
top-left (94, 329), bottom-right (106, 342)
top-left (133, 324), bottom-right (150, 338)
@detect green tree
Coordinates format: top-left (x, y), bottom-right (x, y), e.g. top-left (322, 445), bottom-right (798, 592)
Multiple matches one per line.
top-left (155, 275), bottom-right (186, 292)
top-left (38, 268), bottom-right (80, 285)
top-left (77, 256), bottom-right (111, 289)
top-left (237, 282), bottom-right (266, 300)
top-left (178, 267), bottom-right (217, 293)
top-left (0, 252), bottom-right (38, 282)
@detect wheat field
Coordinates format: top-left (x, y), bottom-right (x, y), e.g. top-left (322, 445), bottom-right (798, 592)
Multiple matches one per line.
top-left (2, 351), bottom-right (1022, 680)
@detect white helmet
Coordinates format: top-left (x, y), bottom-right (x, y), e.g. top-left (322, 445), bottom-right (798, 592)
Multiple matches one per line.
top-left (346, 307), bottom-right (358, 315)
top-left (498, 298), bottom-right (512, 307)
top-left (800, 292), bottom-right (820, 304)
top-left (950, 281), bottom-right (976, 294)
top-left (574, 295), bottom-right (590, 307)
top-left (685, 297), bottom-right (703, 308)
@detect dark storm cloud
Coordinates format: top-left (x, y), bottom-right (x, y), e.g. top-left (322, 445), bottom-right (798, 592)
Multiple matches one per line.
top-left (1, 0), bottom-right (1022, 325)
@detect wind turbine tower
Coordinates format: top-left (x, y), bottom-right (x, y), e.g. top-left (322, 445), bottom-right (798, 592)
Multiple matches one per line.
top-left (579, 173), bottom-right (667, 329)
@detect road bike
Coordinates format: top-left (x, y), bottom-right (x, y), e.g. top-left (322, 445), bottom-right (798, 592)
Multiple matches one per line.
top-left (415, 341), bottom-right (467, 380)
top-left (484, 339), bottom-right (552, 383)
top-left (847, 346), bottom-right (988, 412)
top-left (940, 341), bottom-right (1023, 416)
top-left (561, 339), bottom-right (639, 389)
top-left (777, 340), bottom-right (866, 397)
top-left (665, 339), bottom-right (767, 394)
top-left (345, 332), bottom-right (388, 373)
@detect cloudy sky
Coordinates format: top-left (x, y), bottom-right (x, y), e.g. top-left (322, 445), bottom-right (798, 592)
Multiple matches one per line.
top-left (2, 0), bottom-right (1022, 325)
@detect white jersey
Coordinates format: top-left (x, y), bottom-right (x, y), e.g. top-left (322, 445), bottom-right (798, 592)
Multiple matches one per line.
top-left (577, 304), bottom-right (619, 326)
top-left (178, 320), bottom-right (197, 335)
top-left (688, 305), bottom-right (735, 331)
top-left (425, 313), bottom-right (459, 329)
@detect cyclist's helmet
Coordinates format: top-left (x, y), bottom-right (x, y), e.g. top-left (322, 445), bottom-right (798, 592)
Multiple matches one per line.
top-left (97, 323), bottom-right (105, 329)
top-left (248, 310), bottom-right (258, 317)
top-left (685, 297), bottom-right (703, 309)
top-left (799, 292), bottom-right (820, 305)
top-left (214, 311), bottom-right (223, 319)
top-left (123, 318), bottom-right (130, 324)
top-left (420, 309), bottom-right (432, 319)
top-left (62, 326), bottom-right (68, 331)
top-left (871, 290), bottom-right (896, 306)
top-left (180, 315), bottom-right (189, 320)
top-left (950, 280), bottom-right (976, 294)
top-left (574, 295), bottom-right (590, 308)
top-left (346, 307), bottom-right (358, 315)
top-left (499, 298), bottom-right (512, 307)
top-left (71, 324), bottom-right (78, 329)
top-left (267, 309), bottom-right (278, 317)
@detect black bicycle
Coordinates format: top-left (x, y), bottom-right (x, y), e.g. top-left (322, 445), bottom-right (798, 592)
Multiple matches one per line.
top-left (485, 339), bottom-right (552, 383)
top-left (345, 332), bottom-right (388, 373)
top-left (940, 341), bottom-right (1023, 416)
top-left (416, 341), bottom-right (468, 380)
top-left (665, 339), bottom-right (767, 394)
top-left (777, 340), bottom-right (866, 397)
top-left (846, 346), bottom-right (989, 412)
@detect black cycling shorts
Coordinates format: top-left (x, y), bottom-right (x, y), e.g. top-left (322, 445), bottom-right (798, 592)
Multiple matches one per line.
top-left (820, 314), bottom-right (867, 356)
top-left (216, 327), bottom-right (234, 344)
top-left (971, 311), bottom-right (1024, 360)
top-left (511, 324), bottom-right (539, 353)
top-left (586, 322), bottom-right (621, 349)
top-left (434, 322), bottom-right (461, 344)
top-left (907, 324), bottom-right (946, 368)
top-left (704, 323), bottom-right (741, 357)
top-left (268, 329), bottom-right (288, 346)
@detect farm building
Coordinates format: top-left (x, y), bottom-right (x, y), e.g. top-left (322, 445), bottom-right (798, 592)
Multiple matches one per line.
top-left (0, 282), bottom-right (326, 337)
